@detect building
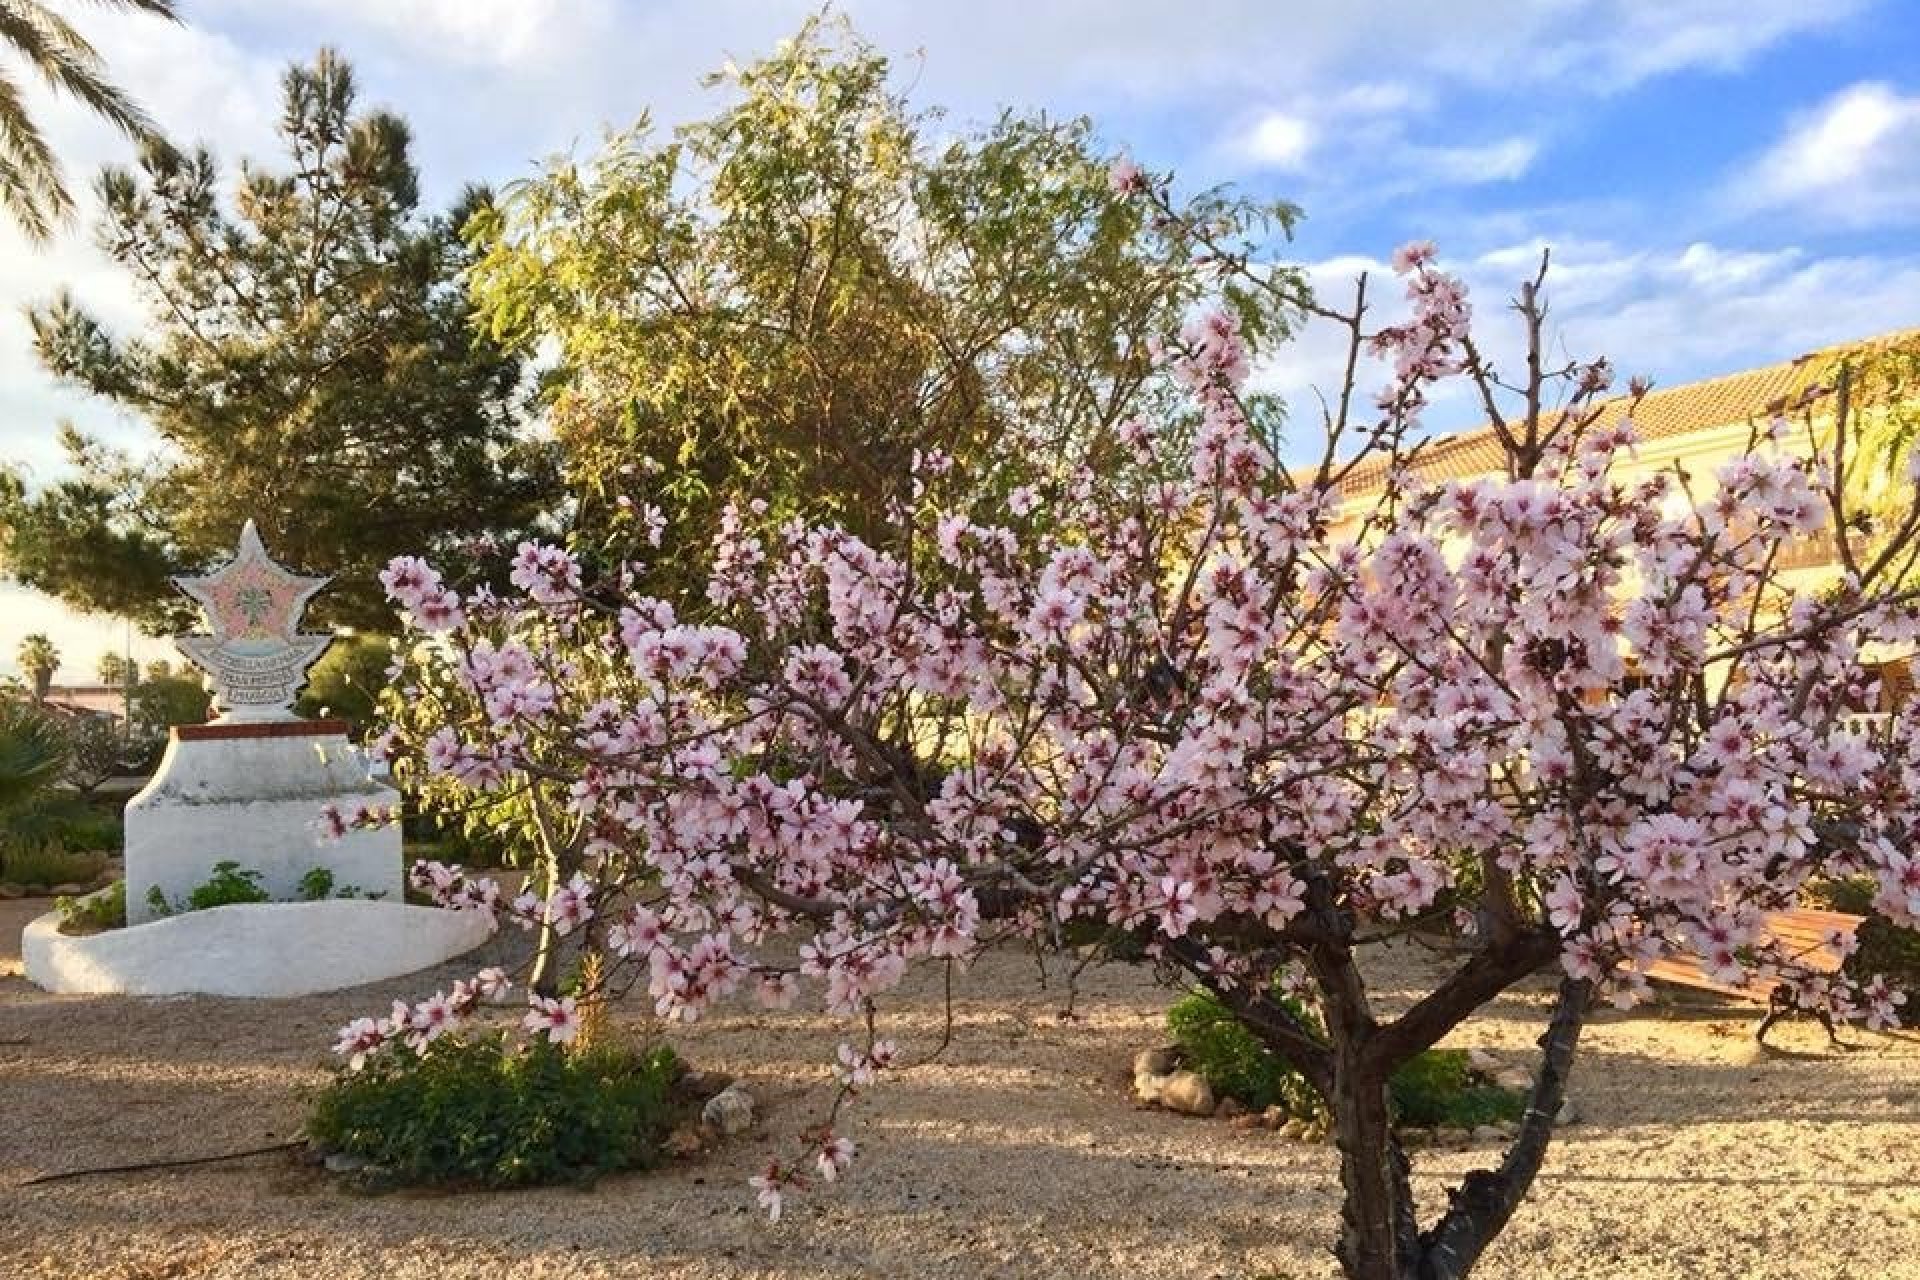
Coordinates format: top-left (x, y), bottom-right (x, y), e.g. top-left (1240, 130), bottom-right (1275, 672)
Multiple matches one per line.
top-left (38, 683), bottom-right (129, 722)
top-left (1334, 327), bottom-right (1920, 709)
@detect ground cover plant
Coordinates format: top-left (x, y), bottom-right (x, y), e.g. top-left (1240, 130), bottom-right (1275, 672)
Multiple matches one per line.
top-left (327, 215), bottom-right (1920, 1280)
top-left (306, 1030), bottom-right (680, 1188)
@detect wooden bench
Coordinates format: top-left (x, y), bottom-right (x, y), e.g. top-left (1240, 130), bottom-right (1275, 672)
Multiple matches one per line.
top-left (1643, 906), bottom-right (1866, 1043)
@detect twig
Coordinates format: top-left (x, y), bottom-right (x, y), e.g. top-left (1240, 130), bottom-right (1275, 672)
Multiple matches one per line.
top-left (18, 1140), bottom-right (303, 1186)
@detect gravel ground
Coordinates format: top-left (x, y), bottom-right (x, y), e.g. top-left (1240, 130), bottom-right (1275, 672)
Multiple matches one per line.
top-left (1, 899), bottom-right (1917, 1280)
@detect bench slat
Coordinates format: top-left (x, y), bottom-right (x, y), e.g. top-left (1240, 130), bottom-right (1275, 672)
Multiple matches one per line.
top-left (1646, 906), bottom-right (1864, 1005)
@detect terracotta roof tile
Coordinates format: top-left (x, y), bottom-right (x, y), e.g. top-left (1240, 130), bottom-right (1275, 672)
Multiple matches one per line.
top-left (1335, 327), bottom-right (1920, 499)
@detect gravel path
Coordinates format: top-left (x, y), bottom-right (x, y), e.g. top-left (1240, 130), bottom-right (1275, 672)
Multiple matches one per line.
top-left (1, 901), bottom-right (1916, 1280)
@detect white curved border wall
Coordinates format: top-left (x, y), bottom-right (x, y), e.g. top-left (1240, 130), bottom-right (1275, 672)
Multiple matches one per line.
top-left (22, 897), bottom-right (495, 998)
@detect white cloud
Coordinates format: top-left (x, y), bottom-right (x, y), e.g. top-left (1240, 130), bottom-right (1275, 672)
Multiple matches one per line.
top-left (1231, 111), bottom-right (1315, 169)
top-left (1257, 236), bottom-right (1920, 454)
top-left (1737, 81), bottom-right (1920, 226)
top-left (1403, 136), bottom-right (1537, 185)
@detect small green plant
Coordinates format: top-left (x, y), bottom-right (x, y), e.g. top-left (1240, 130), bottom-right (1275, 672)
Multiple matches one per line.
top-left (146, 885), bottom-right (171, 916)
top-left (0, 837), bottom-right (107, 890)
top-left (56, 880), bottom-right (125, 933)
top-left (306, 1034), bottom-right (682, 1187)
top-left (1166, 988), bottom-right (1526, 1128)
top-left (183, 860), bottom-right (270, 911)
top-left (297, 867), bottom-right (377, 900)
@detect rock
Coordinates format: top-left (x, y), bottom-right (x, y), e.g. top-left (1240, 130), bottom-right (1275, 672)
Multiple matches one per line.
top-left (1466, 1048), bottom-right (1502, 1073)
top-left (1470, 1125), bottom-right (1507, 1145)
top-left (665, 1124), bottom-right (708, 1158)
top-left (678, 1069), bottom-right (734, 1101)
top-left (1494, 1069), bottom-right (1533, 1092)
top-left (47, 883), bottom-right (90, 898)
top-left (1434, 1126), bottom-right (1470, 1147)
top-left (1216, 1096), bottom-right (1247, 1120)
top-left (1157, 1070), bottom-right (1216, 1117)
top-left (1260, 1105), bottom-right (1288, 1130)
top-left (701, 1085), bottom-right (756, 1135)
top-left (0, 883), bottom-right (25, 899)
top-left (1228, 1112), bottom-right (1263, 1130)
top-left (1554, 1097), bottom-right (1579, 1126)
top-left (1133, 1045), bottom-right (1181, 1076)
top-left (324, 1151), bottom-right (371, 1174)
top-left (1133, 1069), bottom-right (1170, 1104)
top-left (1399, 1127), bottom-right (1432, 1149)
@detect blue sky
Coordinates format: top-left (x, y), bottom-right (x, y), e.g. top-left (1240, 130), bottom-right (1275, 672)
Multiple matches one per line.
top-left (5, 0), bottom-right (1920, 676)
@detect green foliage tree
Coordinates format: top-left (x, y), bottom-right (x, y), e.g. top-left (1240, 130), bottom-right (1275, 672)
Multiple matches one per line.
top-left (0, 0), bottom-right (177, 241)
top-left (295, 632), bottom-right (391, 729)
top-left (15, 632), bottom-right (57, 701)
top-left (127, 670), bottom-right (207, 736)
top-left (467, 16), bottom-right (1299, 577)
top-left (94, 649), bottom-right (133, 687)
top-left (1828, 334), bottom-right (1920, 592)
top-left (2, 49), bottom-right (561, 631)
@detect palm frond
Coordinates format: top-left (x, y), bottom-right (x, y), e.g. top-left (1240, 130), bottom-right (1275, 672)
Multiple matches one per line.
top-left (0, 73), bottom-right (65, 237)
top-left (0, 1), bottom-right (158, 140)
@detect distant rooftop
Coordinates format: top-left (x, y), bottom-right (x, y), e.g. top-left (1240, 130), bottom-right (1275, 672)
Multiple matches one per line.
top-left (1337, 327), bottom-right (1920, 499)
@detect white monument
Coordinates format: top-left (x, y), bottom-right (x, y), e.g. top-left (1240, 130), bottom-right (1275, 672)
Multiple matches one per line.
top-left (25, 521), bottom-right (491, 996)
top-left (124, 521), bottom-right (403, 922)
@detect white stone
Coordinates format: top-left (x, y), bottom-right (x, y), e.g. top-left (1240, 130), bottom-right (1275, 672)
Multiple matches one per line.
top-left (1157, 1070), bottom-right (1217, 1116)
top-left (22, 898), bottom-right (493, 997)
top-left (701, 1086), bottom-right (756, 1135)
top-left (1133, 1069), bottom-right (1169, 1103)
top-left (125, 727), bottom-right (401, 923)
top-left (1133, 1045), bottom-right (1181, 1076)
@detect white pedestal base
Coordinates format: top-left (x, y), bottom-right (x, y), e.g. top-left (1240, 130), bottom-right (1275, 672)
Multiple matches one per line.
top-left (125, 720), bottom-right (401, 923)
top-left (22, 898), bottom-right (495, 997)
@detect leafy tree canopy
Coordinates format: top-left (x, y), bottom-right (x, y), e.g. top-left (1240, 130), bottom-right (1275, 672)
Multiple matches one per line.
top-left (2, 49), bottom-right (561, 631)
top-left (466, 15), bottom-right (1301, 577)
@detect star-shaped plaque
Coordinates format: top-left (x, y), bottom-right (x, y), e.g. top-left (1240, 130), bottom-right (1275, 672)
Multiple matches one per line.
top-left (172, 520), bottom-right (333, 722)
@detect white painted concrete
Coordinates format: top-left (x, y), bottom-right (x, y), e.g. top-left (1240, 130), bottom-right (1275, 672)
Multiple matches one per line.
top-left (22, 898), bottom-right (495, 997)
top-left (126, 730), bottom-right (401, 923)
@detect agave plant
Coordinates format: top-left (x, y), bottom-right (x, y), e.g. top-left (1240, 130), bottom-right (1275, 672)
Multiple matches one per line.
top-left (0, 699), bottom-right (70, 812)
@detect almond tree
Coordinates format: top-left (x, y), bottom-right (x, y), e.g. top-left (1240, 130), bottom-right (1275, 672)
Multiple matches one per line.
top-left (335, 228), bottom-right (1920, 1279)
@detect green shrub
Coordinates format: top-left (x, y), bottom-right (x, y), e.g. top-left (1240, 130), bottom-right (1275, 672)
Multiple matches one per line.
top-left (0, 837), bottom-right (108, 889)
top-left (306, 1034), bottom-right (681, 1187)
top-left (1166, 987), bottom-right (1323, 1117)
top-left (183, 860), bottom-right (269, 910)
top-left (1166, 988), bottom-right (1526, 1127)
top-left (56, 880), bottom-right (125, 933)
top-left (54, 808), bottom-right (123, 853)
top-left (2, 793), bottom-right (120, 855)
top-left (1386, 1049), bottom-right (1524, 1129)
top-left (299, 867), bottom-right (336, 901)
top-left (1807, 877), bottom-right (1920, 1026)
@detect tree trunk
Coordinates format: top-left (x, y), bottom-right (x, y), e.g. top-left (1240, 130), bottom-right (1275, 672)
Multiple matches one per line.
top-left (1331, 1060), bottom-right (1421, 1280)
